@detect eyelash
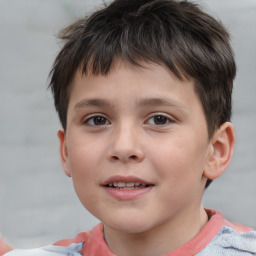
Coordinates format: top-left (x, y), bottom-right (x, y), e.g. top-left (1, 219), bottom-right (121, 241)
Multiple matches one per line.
top-left (83, 114), bottom-right (110, 126)
top-left (145, 113), bottom-right (174, 126)
top-left (83, 113), bottom-right (174, 127)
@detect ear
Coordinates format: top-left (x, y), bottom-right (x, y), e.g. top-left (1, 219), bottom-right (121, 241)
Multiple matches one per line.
top-left (57, 130), bottom-right (72, 177)
top-left (203, 122), bottom-right (235, 180)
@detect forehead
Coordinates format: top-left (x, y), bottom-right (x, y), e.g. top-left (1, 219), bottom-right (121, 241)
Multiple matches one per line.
top-left (68, 61), bottom-right (202, 117)
top-left (71, 61), bottom-right (195, 97)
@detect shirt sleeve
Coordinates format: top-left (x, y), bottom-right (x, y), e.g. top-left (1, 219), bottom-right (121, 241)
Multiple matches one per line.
top-left (0, 236), bottom-right (12, 255)
top-left (3, 243), bottom-right (83, 256)
top-left (197, 227), bottom-right (256, 255)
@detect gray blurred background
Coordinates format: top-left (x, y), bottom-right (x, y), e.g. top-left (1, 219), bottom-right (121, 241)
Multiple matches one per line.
top-left (0, 0), bottom-right (255, 249)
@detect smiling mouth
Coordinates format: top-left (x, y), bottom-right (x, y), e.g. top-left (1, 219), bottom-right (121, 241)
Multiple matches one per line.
top-left (105, 182), bottom-right (150, 190)
top-left (103, 177), bottom-right (154, 199)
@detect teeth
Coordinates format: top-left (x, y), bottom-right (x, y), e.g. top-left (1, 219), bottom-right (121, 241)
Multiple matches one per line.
top-left (117, 182), bottom-right (125, 187)
top-left (126, 182), bottom-right (135, 187)
top-left (108, 182), bottom-right (147, 188)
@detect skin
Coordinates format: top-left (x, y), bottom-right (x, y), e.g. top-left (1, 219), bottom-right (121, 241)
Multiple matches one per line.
top-left (58, 61), bottom-right (235, 256)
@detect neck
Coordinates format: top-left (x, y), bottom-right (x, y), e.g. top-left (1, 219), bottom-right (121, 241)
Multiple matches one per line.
top-left (104, 206), bottom-right (208, 256)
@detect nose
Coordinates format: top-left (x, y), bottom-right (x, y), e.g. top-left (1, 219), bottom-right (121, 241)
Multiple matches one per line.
top-left (108, 124), bottom-right (145, 163)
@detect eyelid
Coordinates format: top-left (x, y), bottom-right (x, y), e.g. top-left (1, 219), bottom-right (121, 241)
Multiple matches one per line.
top-left (145, 112), bottom-right (175, 125)
top-left (83, 113), bottom-right (111, 126)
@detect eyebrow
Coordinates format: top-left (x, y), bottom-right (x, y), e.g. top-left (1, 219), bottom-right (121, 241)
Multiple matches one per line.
top-left (74, 99), bottom-right (111, 109)
top-left (138, 97), bottom-right (186, 110)
top-left (74, 97), bottom-right (187, 112)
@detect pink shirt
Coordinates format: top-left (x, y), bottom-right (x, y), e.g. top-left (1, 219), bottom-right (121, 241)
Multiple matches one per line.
top-left (4, 209), bottom-right (256, 255)
top-left (53, 209), bottom-right (254, 256)
top-left (0, 236), bottom-right (12, 256)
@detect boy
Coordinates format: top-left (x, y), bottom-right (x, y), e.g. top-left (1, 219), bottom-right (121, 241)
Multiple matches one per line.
top-left (5, 0), bottom-right (256, 255)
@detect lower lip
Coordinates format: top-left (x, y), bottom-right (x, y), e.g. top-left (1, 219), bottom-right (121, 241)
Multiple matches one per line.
top-left (103, 186), bottom-right (153, 200)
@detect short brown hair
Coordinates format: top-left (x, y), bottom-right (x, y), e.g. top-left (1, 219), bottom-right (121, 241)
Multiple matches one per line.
top-left (49, 0), bottom-right (236, 140)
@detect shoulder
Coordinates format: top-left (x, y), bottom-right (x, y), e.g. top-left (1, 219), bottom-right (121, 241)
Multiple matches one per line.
top-left (195, 209), bottom-right (256, 255)
top-left (2, 228), bottom-right (90, 256)
top-left (201, 227), bottom-right (256, 255)
top-left (198, 210), bottom-right (256, 255)
top-left (3, 242), bottom-right (83, 256)
top-left (3, 223), bottom-right (106, 256)
top-left (0, 235), bottom-right (12, 255)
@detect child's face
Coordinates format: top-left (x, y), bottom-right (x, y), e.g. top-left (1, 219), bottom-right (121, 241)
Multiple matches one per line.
top-left (59, 61), bottom-right (213, 235)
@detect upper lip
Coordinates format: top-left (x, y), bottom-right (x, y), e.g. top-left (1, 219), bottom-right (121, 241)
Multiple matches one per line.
top-left (102, 175), bottom-right (153, 186)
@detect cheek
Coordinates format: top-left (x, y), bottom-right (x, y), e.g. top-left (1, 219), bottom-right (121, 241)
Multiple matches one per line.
top-left (67, 138), bottom-right (103, 186)
top-left (151, 138), bottom-right (208, 211)
top-left (68, 144), bottom-right (101, 208)
top-left (151, 136), bottom-right (207, 184)
top-left (68, 134), bottom-right (104, 168)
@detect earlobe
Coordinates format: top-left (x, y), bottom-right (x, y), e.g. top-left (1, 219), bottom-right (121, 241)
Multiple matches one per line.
top-left (204, 122), bottom-right (235, 180)
top-left (57, 130), bottom-right (72, 177)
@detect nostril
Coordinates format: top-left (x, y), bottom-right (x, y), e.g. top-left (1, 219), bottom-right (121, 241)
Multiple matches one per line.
top-left (110, 153), bottom-right (142, 162)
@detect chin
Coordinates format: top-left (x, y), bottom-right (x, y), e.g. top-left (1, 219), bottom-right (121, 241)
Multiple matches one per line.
top-left (104, 215), bottom-right (154, 234)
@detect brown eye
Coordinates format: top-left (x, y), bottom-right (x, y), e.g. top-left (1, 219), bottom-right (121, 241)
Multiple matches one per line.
top-left (86, 116), bottom-right (110, 126)
top-left (146, 114), bottom-right (171, 126)
top-left (153, 116), bottom-right (168, 125)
